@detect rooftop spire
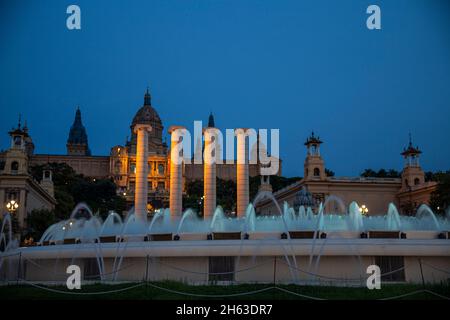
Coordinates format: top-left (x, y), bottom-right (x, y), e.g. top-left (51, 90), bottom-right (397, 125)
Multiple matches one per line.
top-left (18, 113), bottom-right (22, 129)
top-left (401, 133), bottom-right (421, 156)
top-left (305, 130), bottom-right (322, 146)
top-left (67, 107), bottom-right (91, 155)
top-left (208, 112), bottom-right (215, 127)
top-left (74, 107), bottom-right (82, 125)
top-left (144, 87), bottom-right (151, 106)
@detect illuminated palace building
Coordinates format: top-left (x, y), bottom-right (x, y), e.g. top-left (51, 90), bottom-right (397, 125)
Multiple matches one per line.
top-left (0, 90), bottom-right (263, 222)
top-left (0, 90), bottom-right (437, 226)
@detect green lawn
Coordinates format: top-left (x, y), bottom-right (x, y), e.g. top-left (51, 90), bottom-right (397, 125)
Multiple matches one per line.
top-left (0, 281), bottom-right (449, 300)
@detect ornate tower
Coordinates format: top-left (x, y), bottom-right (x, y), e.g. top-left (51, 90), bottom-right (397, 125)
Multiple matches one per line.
top-left (303, 131), bottom-right (326, 181)
top-left (4, 117), bottom-right (30, 175)
top-left (401, 135), bottom-right (425, 190)
top-left (67, 107), bottom-right (91, 156)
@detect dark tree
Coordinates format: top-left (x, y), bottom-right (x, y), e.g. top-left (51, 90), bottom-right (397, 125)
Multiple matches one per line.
top-left (361, 168), bottom-right (400, 178)
top-left (30, 163), bottom-right (126, 221)
top-left (429, 171), bottom-right (450, 215)
top-left (26, 209), bottom-right (56, 241)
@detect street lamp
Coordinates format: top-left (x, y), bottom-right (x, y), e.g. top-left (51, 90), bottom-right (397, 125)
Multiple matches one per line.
top-left (359, 204), bottom-right (369, 216)
top-left (6, 200), bottom-right (19, 214)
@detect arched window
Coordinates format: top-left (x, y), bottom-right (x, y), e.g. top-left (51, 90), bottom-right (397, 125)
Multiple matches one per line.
top-left (114, 161), bottom-right (122, 174)
top-left (158, 164), bottom-right (164, 175)
top-left (11, 161), bottom-right (19, 173)
top-left (13, 136), bottom-right (22, 146)
top-left (414, 178), bottom-right (420, 185)
top-left (404, 179), bottom-right (409, 186)
top-left (130, 163), bottom-right (136, 174)
top-left (313, 168), bottom-right (320, 177)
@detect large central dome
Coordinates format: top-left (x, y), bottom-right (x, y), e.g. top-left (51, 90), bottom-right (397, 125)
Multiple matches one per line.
top-left (131, 89), bottom-right (162, 127)
top-left (127, 89), bottom-right (167, 155)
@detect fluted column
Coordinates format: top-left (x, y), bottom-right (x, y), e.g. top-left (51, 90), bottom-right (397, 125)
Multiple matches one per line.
top-left (169, 126), bottom-right (185, 218)
top-left (134, 124), bottom-right (152, 221)
top-left (235, 128), bottom-right (249, 218)
top-left (203, 128), bottom-right (217, 219)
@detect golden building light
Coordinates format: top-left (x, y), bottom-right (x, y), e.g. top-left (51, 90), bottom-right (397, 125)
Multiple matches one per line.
top-left (6, 200), bottom-right (19, 213)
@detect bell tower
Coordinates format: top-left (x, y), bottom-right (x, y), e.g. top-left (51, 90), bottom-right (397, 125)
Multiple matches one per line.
top-left (4, 117), bottom-right (29, 175)
top-left (304, 131), bottom-right (326, 181)
top-left (401, 134), bottom-right (425, 190)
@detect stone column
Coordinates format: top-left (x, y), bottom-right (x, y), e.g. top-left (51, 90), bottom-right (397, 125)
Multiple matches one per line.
top-left (134, 124), bottom-right (152, 221)
top-left (169, 126), bottom-right (185, 218)
top-left (235, 129), bottom-right (249, 218)
top-left (203, 128), bottom-right (217, 219)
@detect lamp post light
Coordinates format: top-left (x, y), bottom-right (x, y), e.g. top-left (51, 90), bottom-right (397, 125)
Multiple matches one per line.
top-left (359, 204), bottom-right (369, 216)
top-left (198, 196), bottom-right (205, 213)
top-left (6, 200), bottom-right (19, 214)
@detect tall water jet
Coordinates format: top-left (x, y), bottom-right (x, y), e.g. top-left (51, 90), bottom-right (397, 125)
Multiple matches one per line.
top-left (387, 203), bottom-right (401, 230)
top-left (349, 201), bottom-right (364, 231)
top-left (203, 127), bottom-right (218, 218)
top-left (235, 128), bottom-right (249, 217)
top-left (416, 204), bottom-right (440, 230)
top-left (176, 209), bottom-right (196, 234)
top-left (299, 206), bottom-right (306, 220)
top-left (210, 206), bottom-right (226, 232)
top-left (169, 126), bottom-right (186, 218)
top-left (134, 123), bottom-right (152, 220)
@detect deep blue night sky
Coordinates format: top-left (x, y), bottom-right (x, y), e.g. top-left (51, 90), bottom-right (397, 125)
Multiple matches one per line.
top-left (1, 0), bottom-right (449, 177)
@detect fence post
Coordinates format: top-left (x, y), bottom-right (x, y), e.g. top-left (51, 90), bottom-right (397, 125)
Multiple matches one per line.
top-left (145, 255), bottom-right (149, 283)
top-left (16, 251), bottom-right (22, 286)
top-left (418, 258), bottom-right (425, 288)
top-left (273, 256), bottom-right (277, 285)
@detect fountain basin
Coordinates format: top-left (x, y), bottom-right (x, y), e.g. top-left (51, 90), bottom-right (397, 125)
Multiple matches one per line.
top-left (212, 232), bottom-right (242, 240)
top-left (246, 232), bottom-right (282, 240)
top-left (288, 231), bottom-right (319, 239)
top-left (325, 231), bottom-right (361, 239)
top-left (147, 233), bottom-right (173, 241)
top-left (366, 231), bottom-right (403, 239)
top-left (12, 238), bottom-right (450, 259)
top-left (404, 231), bottom-right (442, 240)
top-left (176, 233), bottom-right (208, 241)
top-left (98, 236), bottom-right (119, 243)
top-left (63, 238), bottom-right (79, 245)
top-left (121, 235), bottom-right (146, 242)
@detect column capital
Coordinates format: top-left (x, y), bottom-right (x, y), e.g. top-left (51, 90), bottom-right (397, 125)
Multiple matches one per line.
top-left (202, 127), bottom-right (220, 135)
top-left (234, 128), bottom-right (250, 136)
top-left (168, 125), bottom-right (186, 134)
top-left (134, 124), bottom-right (152, 134)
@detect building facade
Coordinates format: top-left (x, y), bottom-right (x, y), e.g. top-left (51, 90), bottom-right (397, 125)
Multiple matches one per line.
top-left (2, 90), bottom-right (266, 212)
top-left (256, 132), bottom-right (437, 215)
top-left (0, 121), bottom-right (56, 228)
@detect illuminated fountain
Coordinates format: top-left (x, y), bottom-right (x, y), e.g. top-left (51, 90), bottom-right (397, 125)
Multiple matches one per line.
top-left (0, 126), bottom-right (449, 285)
